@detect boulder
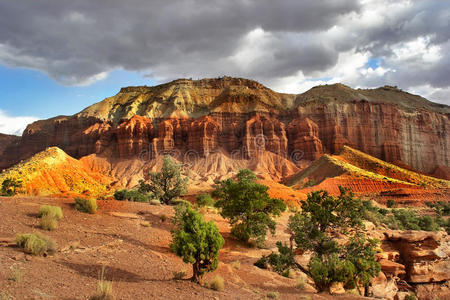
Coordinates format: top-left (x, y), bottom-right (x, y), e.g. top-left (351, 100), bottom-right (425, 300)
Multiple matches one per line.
top-left (370, 272), bottom-right (398, 300)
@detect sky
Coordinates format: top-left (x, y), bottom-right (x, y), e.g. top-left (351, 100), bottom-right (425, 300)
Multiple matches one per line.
top-left (0, 0), bottom-right (449, 135)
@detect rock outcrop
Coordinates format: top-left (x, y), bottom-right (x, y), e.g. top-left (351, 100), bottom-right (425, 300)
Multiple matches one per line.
top-left (384, 230), bottom-right (450, 283)
top-left (0, 77), bottom-right (448, 183)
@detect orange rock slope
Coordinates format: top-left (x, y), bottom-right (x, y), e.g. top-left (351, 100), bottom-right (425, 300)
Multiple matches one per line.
top-left (0, 147), bottom-right (112, 197)
top-left (285, 146), bottom-right (449, 202)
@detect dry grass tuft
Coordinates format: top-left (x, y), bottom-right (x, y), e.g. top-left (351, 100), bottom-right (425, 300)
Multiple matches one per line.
top-left (40, 214), bottom-right (58, 231)
top-left (90, 266), bottom-right (114, 300)
top-left (296, 275), bottom-right (307, 290)
top-left (75, 198), bottom-right (98, 214)
top-left (38, 205), bottom-right (63, 220)
top-left (0, 292), bottom-right (12, 300)
top-left (209, 275), bottom-right (224, 291)
top-left (8, 267), bottom-right (23, 282)
top-left (172, 270), bottom-right (186, 280)
top-left (16, 233), bottom-right (57, 256)
top-left (230, 261), bottom-right (241, 270)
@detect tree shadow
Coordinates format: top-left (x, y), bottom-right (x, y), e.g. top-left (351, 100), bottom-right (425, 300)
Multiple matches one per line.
top-left (57, 261), bottom-right (153, 283)
top-left (110, 233), bottom-right (173, 255)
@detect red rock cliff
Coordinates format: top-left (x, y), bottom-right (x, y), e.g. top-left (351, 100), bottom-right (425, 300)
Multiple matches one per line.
top-left (1, 78), bottom-right (448, 177)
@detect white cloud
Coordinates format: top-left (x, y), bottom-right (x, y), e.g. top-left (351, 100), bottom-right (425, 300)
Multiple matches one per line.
top-left (0, 110), bottom-right (38, 136)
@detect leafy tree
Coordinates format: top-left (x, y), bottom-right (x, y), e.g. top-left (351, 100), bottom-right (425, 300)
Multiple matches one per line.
top-left (213, 169), bottom-right (286, 246)
top-left (170, 205), bottom-right (224, 283)
top-left (1, 178), bottom-right (22, 196)
top-left (139, 155), bottom-right (188, 204)
top-left (289, 187), bottom-right (379, 293)
top-left (288, 187), bottom-right (364, 256)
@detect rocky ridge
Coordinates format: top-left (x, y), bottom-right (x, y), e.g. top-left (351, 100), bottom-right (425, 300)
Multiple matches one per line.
top-left (0, 77), bottom-right (448, 188)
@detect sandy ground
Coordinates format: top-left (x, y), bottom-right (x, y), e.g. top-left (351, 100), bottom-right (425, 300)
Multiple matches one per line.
top-left (0, 196), bottom-right (370, 300)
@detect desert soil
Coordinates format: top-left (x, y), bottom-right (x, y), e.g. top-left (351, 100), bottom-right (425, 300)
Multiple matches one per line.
top-left (0, 196), bottom-right (367, 300)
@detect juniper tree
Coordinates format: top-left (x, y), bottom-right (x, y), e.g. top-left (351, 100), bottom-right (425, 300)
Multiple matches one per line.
top-left (213, 169), bottom-right (286, 246)
top-left (170, 205), bottom-right (224, 283)
top-left (139, 155), bottom-right (188, 204)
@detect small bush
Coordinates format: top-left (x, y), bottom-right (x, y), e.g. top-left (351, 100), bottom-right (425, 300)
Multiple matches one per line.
top-left (40, 214), bottom-right (58, 231)
top-left (209, 275), bottom-right (224, 291)
top-left (90, 267), bottom-right (114, 300)
top-left (160, 214), bottom-right (167, 222)
top-left (386, 199), bottom-right (396, 208)
top-left (16, 233), bottom-right (56, 256)
top-left (266, 292), bottom-right (279, 299)
top-left (172, 270), bottom-right (186, 280)
top-left (393, 209), bottom-right (440, 231)
top-left (1, 178), bottom-right (22, 196)
top-left (426, 201), bottom-right (450, 216)
top-left (196, 194), bottom-right (214, 207)
top-left (255, 241), bottom-right (295, 275)
top-left (75, 198), bottom-right (97, 214)
top-left (113, 189), bottom-right (150, 202)
top-left (38, 205), bottom-right (63, 220)
top-left (405, 293), bottom-right (417, 300)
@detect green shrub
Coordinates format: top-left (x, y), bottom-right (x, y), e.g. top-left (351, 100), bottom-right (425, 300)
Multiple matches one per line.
top-left (392, 209), bottom-right (440, 231)
top-left (309, 254), bottom-right (356, 292)
top-left (16, 233), bottom-right (56, 256)
top-left (40, 214), bottom-right (58, 231)
top-left (426, 201), bottom-right (450, 216)
top-left (38, 205), bottom-right (63, 220)
top-left (255, 241), bottom-right (295, 275)
top-left (386, 199), bottom-right (396, 208)
top-left (196, 193), bottom-right (214, 207)
top-left (160, 214), bottom-right (167, 222)
top-left (113, 189), bottom-right (150, 202)
top-left (436, 216), bottom-right (450, 234)
top-left (113, 189), bottom-right (127, 200)
top-left (209, 275), bottom-right (224, 291)
top-left (172, 270), bottom-right (186, 280)
top-left (405, 293), bottom-right (417, 300)
top-left (1, 178), bottom-right (22, 196)
top-left (75, 198), bottom-right (97, 214)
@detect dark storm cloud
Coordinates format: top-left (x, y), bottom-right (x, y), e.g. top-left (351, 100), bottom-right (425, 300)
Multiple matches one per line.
top-left (0, 0), bottom-right (449, 104)
top-left (0, 0), bottom-right (360, 84)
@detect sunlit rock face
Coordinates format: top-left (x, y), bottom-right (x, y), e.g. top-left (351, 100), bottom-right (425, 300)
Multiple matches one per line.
top-left (1, 77), bottom-right (448, 179)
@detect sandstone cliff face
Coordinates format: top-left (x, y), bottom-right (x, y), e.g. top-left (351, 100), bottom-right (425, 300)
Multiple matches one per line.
top-left (1, 78), bottom-right (448, 179)
top-left (0, 133), bottom-right (20, 169)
